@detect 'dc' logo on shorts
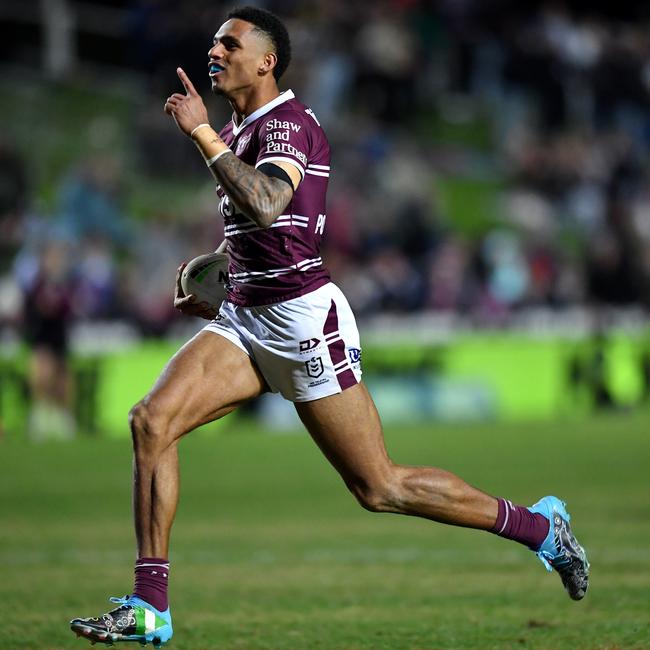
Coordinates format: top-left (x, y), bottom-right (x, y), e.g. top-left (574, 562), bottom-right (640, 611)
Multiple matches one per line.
top-left (299, 338), bottom-right (320, 353)
top-left (348, 348), bottom-right (362, 364)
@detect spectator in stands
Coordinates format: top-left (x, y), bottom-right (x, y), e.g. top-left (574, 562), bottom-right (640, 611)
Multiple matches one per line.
top-left (18, 238), bottom-right (76, 440)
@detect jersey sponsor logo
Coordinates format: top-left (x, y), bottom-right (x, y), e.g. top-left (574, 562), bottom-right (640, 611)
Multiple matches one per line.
top-left (315, 213), bottom-right (326, 235)
top-left (299, 338), bottom-right (321, 353)
top-left (266, 118), bottom-right (302, 132)
top-left (305, 356), bottom-right (324, 378)
top-left (235, 133), bottom-right (252, 155)
top-left (266, 130), bottom-right (291, 143)
top-left (348, 347), bottom-right (362, 364)
top-left (263, 141), bottom-right (307, 165)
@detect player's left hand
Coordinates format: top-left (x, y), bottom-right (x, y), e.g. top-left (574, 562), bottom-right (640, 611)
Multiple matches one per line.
top-left (164, 67), bottom-right (210, 137)
top-left (174, 263), bottom-right (219, 320)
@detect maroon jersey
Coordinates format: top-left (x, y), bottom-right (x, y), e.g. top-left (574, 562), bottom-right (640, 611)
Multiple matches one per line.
top-left (217, 90), bottom-right (331, 306)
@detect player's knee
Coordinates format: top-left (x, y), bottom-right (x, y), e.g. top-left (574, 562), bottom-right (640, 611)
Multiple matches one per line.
top-left (129, 399), bottom-right (172, 449)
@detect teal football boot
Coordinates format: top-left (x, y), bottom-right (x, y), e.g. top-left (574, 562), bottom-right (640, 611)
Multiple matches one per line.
top-left (70, 595), bottom-right (172, 647)
top-left (529, 495), bottom-right (590, 600)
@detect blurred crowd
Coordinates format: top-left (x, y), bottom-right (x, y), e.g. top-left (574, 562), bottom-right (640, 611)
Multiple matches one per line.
top-left (2, 0), bottom-right (650, 342)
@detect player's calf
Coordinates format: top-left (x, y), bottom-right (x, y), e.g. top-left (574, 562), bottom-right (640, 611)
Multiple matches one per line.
top-left (345, 464), bottom-right (493, 524)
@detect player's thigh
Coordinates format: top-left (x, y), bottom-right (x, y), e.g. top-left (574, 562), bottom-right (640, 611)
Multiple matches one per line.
top-left (294, 382), bottom-right (391, 484)
top-left (140, 330), bottom-right (267, 437)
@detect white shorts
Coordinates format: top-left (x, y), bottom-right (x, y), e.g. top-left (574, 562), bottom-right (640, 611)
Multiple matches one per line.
top-left (203, 282), bottom-right (362, 402)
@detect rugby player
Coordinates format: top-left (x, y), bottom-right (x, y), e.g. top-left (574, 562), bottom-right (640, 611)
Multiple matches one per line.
top-left (70, 7), bottom-right (589, 647)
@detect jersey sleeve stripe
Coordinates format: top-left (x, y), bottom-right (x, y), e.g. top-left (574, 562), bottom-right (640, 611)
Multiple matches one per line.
top-left (305, 169), bottom-right (329, 177)
top-left (255, 156), bottom-right (306, 177)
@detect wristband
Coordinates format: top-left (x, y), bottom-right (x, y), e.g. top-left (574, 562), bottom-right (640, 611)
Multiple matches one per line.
top-left (205, 149), bottom-right (232, 167)
top-left (190, 123), bottom-right (211, 138)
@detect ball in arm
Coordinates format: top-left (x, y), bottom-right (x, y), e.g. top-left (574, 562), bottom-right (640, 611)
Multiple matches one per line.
top-left (180, 252), bottom-right (229, 309)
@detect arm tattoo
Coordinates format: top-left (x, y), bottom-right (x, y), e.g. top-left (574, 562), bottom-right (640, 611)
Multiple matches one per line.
top-left (210, 152), bottom-right (294, 228)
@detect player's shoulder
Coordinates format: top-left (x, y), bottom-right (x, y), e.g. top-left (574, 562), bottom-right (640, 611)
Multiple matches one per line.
top-left (263, 96), bottom-right (325, 134)
top-left (253, 92), bottom-right (330, 169)
top-left (277, 96), bottom-right (310, 118)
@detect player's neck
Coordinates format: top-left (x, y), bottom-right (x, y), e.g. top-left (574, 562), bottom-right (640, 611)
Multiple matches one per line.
top-left (228, 83), bottom-right (281, 125)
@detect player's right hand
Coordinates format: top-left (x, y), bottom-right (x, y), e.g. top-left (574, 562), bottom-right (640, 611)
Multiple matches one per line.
top-left (174, 264), bottom-right (219, 320)
top-left (164, 67), bottom-right (210, 137)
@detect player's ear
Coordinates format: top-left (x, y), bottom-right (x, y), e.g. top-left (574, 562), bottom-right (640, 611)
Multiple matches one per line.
top-left (259, 51), bottom-right (277, 75)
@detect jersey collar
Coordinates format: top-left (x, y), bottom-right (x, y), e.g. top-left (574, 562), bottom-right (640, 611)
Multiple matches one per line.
top-left (231, 89), bottom-right (295, 136)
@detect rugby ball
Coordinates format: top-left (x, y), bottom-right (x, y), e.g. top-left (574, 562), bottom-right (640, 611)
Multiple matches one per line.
top-left (180, 252), bottom-right (229, 308)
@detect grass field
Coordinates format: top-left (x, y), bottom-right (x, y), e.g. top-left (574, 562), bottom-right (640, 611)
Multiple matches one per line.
top-left (1, 412), bottom-right (649, 650)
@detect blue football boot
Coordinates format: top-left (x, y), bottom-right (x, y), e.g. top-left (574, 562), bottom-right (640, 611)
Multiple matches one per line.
top-left (529, 495), bottom-right (590, 600)
top-left (70, 595), bottom-right (173, 647)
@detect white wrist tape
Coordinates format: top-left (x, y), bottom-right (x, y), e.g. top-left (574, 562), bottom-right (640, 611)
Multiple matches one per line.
top-left (205, 149), bottom-right (232, 167)
top-left (190, 123), bottom-right (211, 137)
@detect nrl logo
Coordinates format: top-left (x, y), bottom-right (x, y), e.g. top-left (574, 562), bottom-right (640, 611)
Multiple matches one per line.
top-left (305, 356), bottom-right (324, 378)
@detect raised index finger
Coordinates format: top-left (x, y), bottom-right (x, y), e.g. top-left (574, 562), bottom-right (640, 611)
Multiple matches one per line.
top-left (177, 67), bottom-right (198, 96)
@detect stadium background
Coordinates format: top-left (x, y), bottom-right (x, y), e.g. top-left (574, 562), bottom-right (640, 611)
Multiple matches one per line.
top-left (0, 2), bottom-right (649, 649)
top-left (2, 0), bottom-right (650, 434)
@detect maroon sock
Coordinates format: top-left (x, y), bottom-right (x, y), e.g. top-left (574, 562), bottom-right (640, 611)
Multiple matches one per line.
top-left (489, 498), bottom-right (549, 549)
top-left (133, 557), bottom-right (169, 611)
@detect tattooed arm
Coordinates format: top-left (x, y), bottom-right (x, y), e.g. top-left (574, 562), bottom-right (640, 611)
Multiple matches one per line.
top-left (163, 67), bottom-right (301, 228)
top-left (209, 152), bottom-right (296, 228)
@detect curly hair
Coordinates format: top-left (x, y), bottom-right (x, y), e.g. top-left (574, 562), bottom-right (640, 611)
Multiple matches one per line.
top-left (226, 6), bottom-right (291, 81)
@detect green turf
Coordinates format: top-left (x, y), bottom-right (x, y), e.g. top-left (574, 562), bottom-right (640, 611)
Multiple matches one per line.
top-left (1, 413), bottom-right (649, 649)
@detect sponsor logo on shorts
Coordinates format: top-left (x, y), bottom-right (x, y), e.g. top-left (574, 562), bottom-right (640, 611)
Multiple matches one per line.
top-left (299, 338), bottom-right (320, 353)
top-left (348, 347), bottom-right (362, 364)
top-left (305, 356), bottom-right (324, 378)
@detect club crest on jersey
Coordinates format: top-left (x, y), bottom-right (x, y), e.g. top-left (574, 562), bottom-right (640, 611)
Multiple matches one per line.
top-left (305, 356), bottom-right (324, 378)
top-left (235, 133), bottom-right (252, 155)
